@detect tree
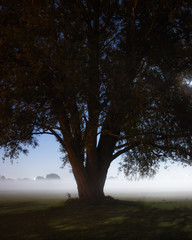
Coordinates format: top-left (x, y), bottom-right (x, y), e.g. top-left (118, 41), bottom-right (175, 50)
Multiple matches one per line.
top-left (35, 176), bottom-right (45, 181)
top-left (0, 176), bottom-right (6, 181)
top-left (46, 173), bottom-right (61, 180)
top-left (0, 0), bottom-right (192, 201)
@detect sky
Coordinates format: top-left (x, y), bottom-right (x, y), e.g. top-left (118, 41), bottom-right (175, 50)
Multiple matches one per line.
top-left (1, 134), bottom-right (192, 197)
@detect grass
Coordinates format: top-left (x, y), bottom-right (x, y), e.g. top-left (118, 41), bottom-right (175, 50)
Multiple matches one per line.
top-left (0, 196), bottom-right (192, 240)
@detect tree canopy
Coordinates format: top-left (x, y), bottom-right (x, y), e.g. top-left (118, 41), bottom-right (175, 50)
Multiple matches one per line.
top-left (0, 0), bottom-right (192, 200)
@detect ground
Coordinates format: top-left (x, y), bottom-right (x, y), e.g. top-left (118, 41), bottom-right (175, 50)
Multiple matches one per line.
top-left (0, 195), bottom-right (192, 240)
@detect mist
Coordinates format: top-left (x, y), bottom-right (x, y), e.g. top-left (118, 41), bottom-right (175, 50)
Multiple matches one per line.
top-left (104, 178), bottom-right (192, 200)
top-left (0, 179), bottom-right (78, 200)
top-left (1, 177), bottom-right (192, 201)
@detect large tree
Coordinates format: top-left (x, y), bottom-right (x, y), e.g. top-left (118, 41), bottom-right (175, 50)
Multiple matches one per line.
top-left (1, 0), bottom-right (192, 201)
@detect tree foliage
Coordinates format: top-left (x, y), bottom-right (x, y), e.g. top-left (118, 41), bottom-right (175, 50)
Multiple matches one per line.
top-left (0, 0), bottom-right (192, 199)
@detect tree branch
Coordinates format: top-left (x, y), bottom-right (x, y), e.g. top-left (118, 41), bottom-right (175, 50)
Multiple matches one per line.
top-left (32, 127), bottom-right (64, 147)
top-left (32, 131), bottom-right (53, 135)
top-left (100, 30), bottom-right (124, 51)
top-left (46, 127), bottom-right (64, 146)
top-left (148, 142), bottom-right (191, 157)
top-left (114, 143), bottom-right (128, 150)
top-left (112, 143), bottom-right (139, 160)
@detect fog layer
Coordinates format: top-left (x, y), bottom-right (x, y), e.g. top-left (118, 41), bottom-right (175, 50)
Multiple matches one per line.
top-left (1, 178), bottom-right (192, 200)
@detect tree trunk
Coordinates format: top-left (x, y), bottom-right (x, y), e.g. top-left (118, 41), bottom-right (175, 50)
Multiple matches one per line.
top-left (72, 163), bottom-right (108, 202)
top-left (77, 176), bottom-right (105, 201)
top-left (63, 126), bottom-right (117, 202)
top-left (67, 149), bottom-right (109, 202)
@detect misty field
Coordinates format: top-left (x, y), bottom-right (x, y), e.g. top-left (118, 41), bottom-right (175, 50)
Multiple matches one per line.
top-left (0, 196), bottom-right (192, 240)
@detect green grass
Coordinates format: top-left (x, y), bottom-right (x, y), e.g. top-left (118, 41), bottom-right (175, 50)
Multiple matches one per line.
top-left (0, 196), bottom-right (192, 240)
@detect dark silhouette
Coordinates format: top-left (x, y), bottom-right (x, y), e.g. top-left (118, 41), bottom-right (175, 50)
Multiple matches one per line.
top-left (35, 176), bottom-right (45, 181)
top-left (0, 176), bottom-right (6, 181)
top-left (46, 173), bottom-right (61, 180)
top-left (0, 1), bottom-right (192, 201)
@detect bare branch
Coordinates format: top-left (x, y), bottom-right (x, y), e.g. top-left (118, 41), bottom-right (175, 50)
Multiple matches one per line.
top-left (32, 127), bottom-right (64, 146)
top-left (114, 143), bottom-right (128, 150)
top-left (32, 131), bottom-right (53, 135)
top-left (47, 127), bottom-right (64, 146)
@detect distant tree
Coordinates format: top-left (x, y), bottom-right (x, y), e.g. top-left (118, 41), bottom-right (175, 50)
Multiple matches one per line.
top-left (46, 173), bottom-right (61, 180)
top-left (0, 176), bottom-right (6, 181)
top-left (0, 1), bottom-right (192, 201)
top-left (35, 176), bottom-right (45, 181)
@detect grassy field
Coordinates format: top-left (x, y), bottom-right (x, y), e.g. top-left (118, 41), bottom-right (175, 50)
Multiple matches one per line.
top-left (0, 195), bottom-right (192, 240)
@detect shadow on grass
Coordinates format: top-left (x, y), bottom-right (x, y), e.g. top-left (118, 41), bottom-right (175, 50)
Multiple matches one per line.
top-left (0, 197), bottom-right (192, 240)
